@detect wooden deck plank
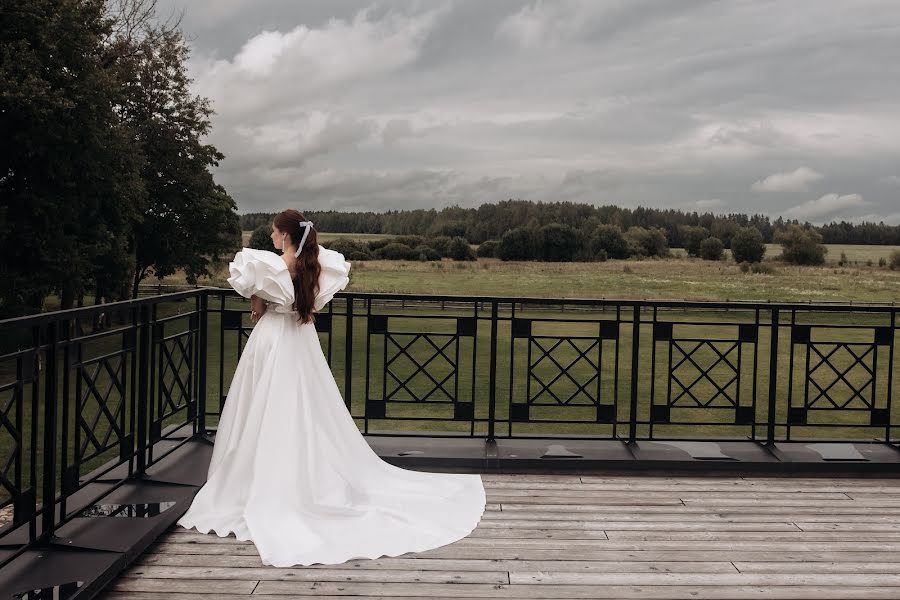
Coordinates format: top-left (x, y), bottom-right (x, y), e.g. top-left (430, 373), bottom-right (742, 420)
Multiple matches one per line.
top-left (96, 474), bottom-right (900, 600)
top-left (98, 590), bottom-right (900, 600)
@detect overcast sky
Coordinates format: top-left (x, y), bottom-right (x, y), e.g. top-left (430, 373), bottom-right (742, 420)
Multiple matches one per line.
top-left (158, 0), bottom-right (900, 223)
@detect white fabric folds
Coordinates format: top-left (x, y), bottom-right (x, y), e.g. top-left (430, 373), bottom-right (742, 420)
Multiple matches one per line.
top-left (178, 245), bottom-right (486, 567)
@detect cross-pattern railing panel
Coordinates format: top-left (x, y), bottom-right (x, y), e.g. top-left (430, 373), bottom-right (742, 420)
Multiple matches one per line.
top-left (784, 314), bottom-right (895, 439)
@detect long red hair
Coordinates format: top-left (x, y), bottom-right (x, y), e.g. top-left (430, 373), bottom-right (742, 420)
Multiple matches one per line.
top-left (273, 209), bottom-right (321, 324)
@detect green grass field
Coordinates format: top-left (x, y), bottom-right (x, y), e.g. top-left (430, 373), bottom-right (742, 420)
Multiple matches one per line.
top-left (204, 236), bottom-right (900, 305)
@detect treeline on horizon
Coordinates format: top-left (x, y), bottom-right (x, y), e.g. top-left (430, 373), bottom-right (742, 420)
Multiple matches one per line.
top-left (239, 200), bottom-right (900, 247)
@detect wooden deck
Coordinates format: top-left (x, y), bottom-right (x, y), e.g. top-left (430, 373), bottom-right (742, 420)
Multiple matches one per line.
top-left (97, 473), bottom-right (900, 599)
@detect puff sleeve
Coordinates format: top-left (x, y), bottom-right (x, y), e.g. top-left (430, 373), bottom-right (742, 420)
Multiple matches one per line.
top-left (314, 246), bottom-right (351, 312)
top-left (227, 248), bottom-right (295, 307)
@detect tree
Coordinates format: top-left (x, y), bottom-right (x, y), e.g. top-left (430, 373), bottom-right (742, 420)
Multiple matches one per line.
top-left (731, 227), bottom-right (766, 263)
top-left (538, 223), bottom-right (579, 262)
top-left (105, 2), bottom-right (240, 297)
top-left (447, 237), bottom-right (476, 261)
top-left (249, 226), bottom-right (272, 250)
top-left (498, 227), bottom-right (537, 261)
top-left (624, 226), bottom-right (669, 258)
top-left (776, 224), bottom-right (827, 265)
top-left (699, 237), bottom-right (724, 261)
top-left (678, 225), bottom-right (710, 257)
top-left (589, 224), bottom-right (629, 259)
top-left (0, 0), bottom-right (145, 316)
top-left (476, 240), bottom-right (500, 258)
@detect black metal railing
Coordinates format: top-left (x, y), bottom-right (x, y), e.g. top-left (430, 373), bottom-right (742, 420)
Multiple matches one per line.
top-left (0, 288), bottom-right (897, 568)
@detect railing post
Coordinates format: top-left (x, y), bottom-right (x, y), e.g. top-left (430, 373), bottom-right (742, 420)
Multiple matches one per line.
top-left (487, 300), bottom-right (498, 442)
top-left (40, 321), bottom-right (58, 541)
top-left (136, 304), bottom-right (151, 477)
top-left (344, 297), bottom-right (353, 412)
top-left (197, 292), bottom-right (208, 435)
top-left (628, 304), bottom-right (640, 443)
top-left (766, 308), bottom-right (780, 445)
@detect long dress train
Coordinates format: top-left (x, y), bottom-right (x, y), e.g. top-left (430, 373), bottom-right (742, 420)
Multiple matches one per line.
top-left (176, 245), bottom-right (486, 567)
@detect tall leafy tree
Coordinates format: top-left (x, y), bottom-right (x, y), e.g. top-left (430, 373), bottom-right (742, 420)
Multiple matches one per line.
top-left (103, 1), bottom-right (240, 297)
top-left (0, 0), bottom-right (144, 316)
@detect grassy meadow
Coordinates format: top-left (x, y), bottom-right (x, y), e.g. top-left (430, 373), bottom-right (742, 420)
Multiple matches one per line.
top-left (155, 234), bottom-right (900, 305)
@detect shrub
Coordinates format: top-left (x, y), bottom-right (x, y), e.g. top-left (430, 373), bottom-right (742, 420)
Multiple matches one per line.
top-left (375, 242), bottom-right (419, 261)
top-left (447, 237), bottom-right (476, 261)
top-left (498, 227), bottom-right (537, 261)
top-left (838, 251), bottom-right (848, 266)
top-left (538, 223), bottom-right (579, 262)
top-left (325, 238), bottom-right (373, 261)
top-left (890, 250), bottom-right (900, 270)
top-left (367, 238), bottom-right (393, 252)
top-left (476, 240), bottom-right (500, 258)
top-left (879, 256), bottom-right (887, 268)
top-left (589, 224), bottom-right (629, 259)
top-left (414, 245), bottom-right (442, 261)
top-left (426, 235), bottom-right (453, 257)
top-left (751, 262), bottom-right (777, 275)
top-left (248, 225), bottom-right (273, 250)
top-left (776, 224), bottom-right (827, 266)
top-left (731, 227), bottom-right (766, 263)
top-left (699, 236), bottom-right (724, 261)
top-left (391, 235), bottom-right (426, 249)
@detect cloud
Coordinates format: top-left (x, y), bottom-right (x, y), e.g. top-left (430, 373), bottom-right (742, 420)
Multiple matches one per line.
top-left (752, 167), bottom-right (824, 193)
top-left (155, 0), bottom-right (900, 220)
top-left (783, 193), bottom-right (867, 222)
top-left (694, 199), bottom-right (726, 210)
top-left (879, 175), bottom-right (900, 186)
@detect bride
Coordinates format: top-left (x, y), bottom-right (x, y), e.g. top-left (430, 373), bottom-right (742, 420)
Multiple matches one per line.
top-left (177, 209), bottom-right (486, 567)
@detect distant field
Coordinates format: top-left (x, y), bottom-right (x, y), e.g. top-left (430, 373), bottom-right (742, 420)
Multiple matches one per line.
top-left (241, 230), bottom-right (392, 246)
top-left (152, 252), bottom-right (900, 306)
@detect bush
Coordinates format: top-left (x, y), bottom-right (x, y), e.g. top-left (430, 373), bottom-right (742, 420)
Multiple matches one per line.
top-left (838, 251), bottom-right (848, 266)
top-left (499, 227), bottom-right (537, 261)
top-left (375, 242), bottom-right (419, 261)
top-left (879, 256), bottom-right (887, 268)
top-left (751, 262), bottom-right (777, 275)
top-left (447, 237), bottom-right (476, 261)
top-left (699, 236), bottom-right (724, 261)
top-left (731, 227), bottom-right (766, 263)
top-left (391, 235), bottom-right (427, 249)
top-left (476, 240), bottom-right (500, 258)
top-left (624, 226), bottom-right (669, 258)
top-left (426, 235), bottom-right (453, 257)
top-left (589, 224), bottom-right (629, 259)
top-left (325, 238), bottom-right (373, 261)
top-left (890, 250), bottom-right (900, 270)
top-left (776, 224), bottom-right (827, 265)
top-left (538, 223), bottom-right (579, 262)
top-left (248, 225), bottom-right (273, 250)
top-left (679, 225), bottom-right (710, 257)
top-left (367, 238), bottom-right (393, 252)
top-left (414, 245), bottom-right (442, 261)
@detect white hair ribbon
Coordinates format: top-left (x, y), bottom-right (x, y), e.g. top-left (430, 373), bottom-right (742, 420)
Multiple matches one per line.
top-left (294, 221), bottom-right (314, 257)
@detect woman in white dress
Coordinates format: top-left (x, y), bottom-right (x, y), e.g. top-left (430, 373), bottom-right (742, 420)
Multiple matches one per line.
top-left (177, 209), bottom-right (486, 567)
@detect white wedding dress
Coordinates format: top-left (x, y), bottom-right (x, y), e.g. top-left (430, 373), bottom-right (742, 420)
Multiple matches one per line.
top-left (176, 245), bottom-right (486, 567)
